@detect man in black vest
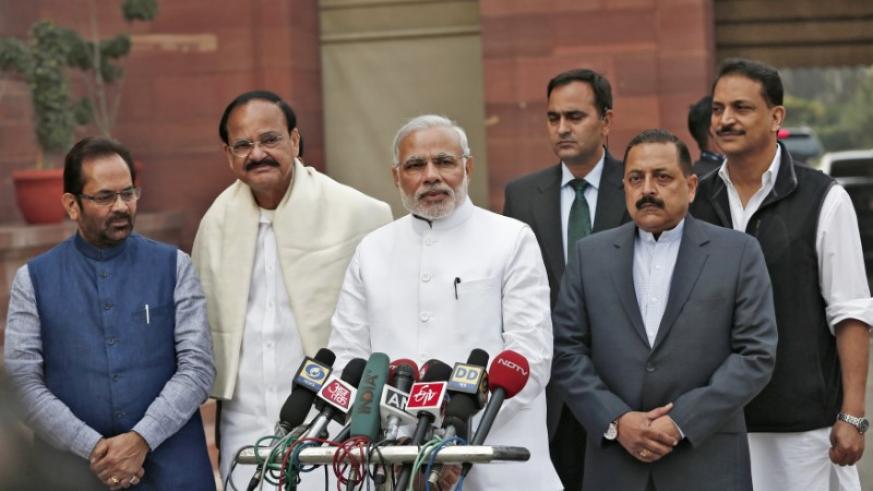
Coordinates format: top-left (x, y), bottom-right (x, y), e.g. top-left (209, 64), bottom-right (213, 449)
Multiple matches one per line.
top-left (690, 58), bottom-right (872, 491)
top-left (503, 68), bottom-right (629, 490)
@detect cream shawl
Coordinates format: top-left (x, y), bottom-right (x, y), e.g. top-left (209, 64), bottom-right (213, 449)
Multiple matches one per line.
top-left (192, 160), bottom-right (392, 399)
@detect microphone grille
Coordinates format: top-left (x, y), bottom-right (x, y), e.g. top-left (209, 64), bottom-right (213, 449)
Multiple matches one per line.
top-left (314, 348), bottom-right (337, 366)
top-left (420, 359), bottom-right (453, 382)
top-left (341, 358), bottom-right (367, 386)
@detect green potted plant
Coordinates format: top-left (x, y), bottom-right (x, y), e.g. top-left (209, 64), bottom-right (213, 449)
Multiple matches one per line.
top-left (0, 0), bottom-right (157, 224)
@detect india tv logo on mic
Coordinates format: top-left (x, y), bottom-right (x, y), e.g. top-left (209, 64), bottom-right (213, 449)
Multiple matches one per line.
top-left (295, 358), bottom-right (332, 392)
top-left (319, 375), bottom-right (357, 413)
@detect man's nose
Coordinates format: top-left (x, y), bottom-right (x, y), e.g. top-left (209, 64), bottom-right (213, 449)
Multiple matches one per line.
top-left (642, 175), bottom-right (657, 194)
top-left (423, 161), bottom-right (441, 182)
top-left (557, 117), bottom-right (571, 135)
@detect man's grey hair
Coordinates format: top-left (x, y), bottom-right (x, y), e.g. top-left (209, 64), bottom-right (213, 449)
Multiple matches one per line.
top-left (391, 114), bottom-right (471, 165)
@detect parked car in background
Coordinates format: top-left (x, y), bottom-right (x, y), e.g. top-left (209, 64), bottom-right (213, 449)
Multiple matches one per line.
top-left (778, 126), bottom-right (824, 165)
top-left (820, 149), bottom-right (873, 283)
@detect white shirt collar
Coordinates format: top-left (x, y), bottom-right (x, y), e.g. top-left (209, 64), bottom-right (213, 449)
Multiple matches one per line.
top-left (560, 149), bottom-right (605, 190)
top-left (717, 145), bottom-right (782, 190)
top-left (637, 218), bottom-right (686, 245)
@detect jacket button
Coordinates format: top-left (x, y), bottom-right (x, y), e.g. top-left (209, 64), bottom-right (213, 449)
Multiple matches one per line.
top-left (103, 303), bottom-right (113, 311)
top-left (646, 364), bottom-right (655, 372)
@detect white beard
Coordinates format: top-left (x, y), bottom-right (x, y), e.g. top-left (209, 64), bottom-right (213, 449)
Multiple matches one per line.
top-left (400, 174), bottom-right (469, 220)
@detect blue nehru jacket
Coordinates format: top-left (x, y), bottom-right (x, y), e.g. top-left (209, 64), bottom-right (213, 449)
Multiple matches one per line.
top-left (27, 233), bottom-right (214, 490)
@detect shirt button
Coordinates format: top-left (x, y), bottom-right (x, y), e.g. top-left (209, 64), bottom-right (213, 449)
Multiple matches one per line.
top-left (103, 303), bottom-right (113, 310)
top-left (112, 374), bottom-right (119, 382)
top-left (100, 271), bottom-right (110, 279)
top-left (421, 273), bottom-right (431, 282)
top-left (420, 312), bottom-right (430, 322)
top-left (107, 337), bottom-right (118, 346)
top-left (424, 237), bottom-right (434, 246)
top-left (267, 301), bottom-right (274, 309)
top-left (116, 411), bottom-right (126, 418)
top-left (265, 342), bottom-right (275, 349)
top-left (646, 364), bottom-right (656, 373)
top-left (650, 297), bottom-right (658, 303)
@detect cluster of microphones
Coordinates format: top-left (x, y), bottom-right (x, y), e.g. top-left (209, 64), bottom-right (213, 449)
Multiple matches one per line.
top-left (234, 347), bottom-right (532, 491)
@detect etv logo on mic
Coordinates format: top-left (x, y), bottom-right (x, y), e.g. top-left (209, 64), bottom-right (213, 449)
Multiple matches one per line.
top-left (407, 382), bottom-right (446, 409)
top-left (295, 359), bottom-right (331, 392)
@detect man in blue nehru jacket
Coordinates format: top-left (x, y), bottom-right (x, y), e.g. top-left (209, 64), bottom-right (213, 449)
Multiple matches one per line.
top-left (4, 137), bottom-right (216, 490)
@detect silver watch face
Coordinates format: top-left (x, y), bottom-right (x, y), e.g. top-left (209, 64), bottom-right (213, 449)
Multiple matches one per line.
top-left (860, 418), bottom-right (870, 434)
top-left (605, 422), bottom-right (618, 440)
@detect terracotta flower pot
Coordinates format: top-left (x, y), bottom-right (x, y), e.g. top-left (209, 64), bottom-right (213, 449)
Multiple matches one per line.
top-left (12, 168), bottom-right (66, 224)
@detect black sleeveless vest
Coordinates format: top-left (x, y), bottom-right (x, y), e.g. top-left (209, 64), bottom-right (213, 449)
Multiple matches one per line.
top-left (690, 145), bottom-right (837, 432)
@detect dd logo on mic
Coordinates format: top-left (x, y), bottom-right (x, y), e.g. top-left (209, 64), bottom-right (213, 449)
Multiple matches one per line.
top-left (448, 363), bottom-right (485, 394)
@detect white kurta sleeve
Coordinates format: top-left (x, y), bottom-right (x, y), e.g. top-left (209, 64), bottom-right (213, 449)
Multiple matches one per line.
top-left (328, 246), bottom-right (373, 369)
top-left (816, 185), bottom-right (873, 333)
top-left (493, 225), bottom-right (553, 427)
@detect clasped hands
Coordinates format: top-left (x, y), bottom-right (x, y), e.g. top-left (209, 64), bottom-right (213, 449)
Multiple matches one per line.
top-left (616, 402), bottom-right (681, 463)
top-left (89, 432), bottom-right (149, 489)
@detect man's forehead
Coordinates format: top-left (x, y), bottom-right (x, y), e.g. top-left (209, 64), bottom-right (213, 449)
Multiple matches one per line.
top-left (713, 75), bottom-right (765, 102)
top-left (227, 100), bottom-right (286, 136)
top-left (625, 143), bottom-right (680, 169)
top-left (81, 154), bottom-right (133, 189)
top-left (399, 127), bottom-right (462, 155)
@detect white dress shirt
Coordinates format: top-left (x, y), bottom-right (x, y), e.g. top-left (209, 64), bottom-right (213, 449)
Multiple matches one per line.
top-left (633, 220), bottom-right (685, 347)
top-left (328, 197), bottom-right (562, 490)
top-left (220, 209), bottom-right (309, 490)
top-left (718, 148), bottom-right (873, 491)
top-left (560, 152), bottom-right (605, 262)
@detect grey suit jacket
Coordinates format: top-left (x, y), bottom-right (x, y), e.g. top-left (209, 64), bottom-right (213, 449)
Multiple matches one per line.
top-left (552, 216), bottom-right (778, 491)
top-left (504, 152), bottom-right (630, 438)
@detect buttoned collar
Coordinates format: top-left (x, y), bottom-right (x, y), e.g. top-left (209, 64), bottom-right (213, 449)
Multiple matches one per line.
top-left (637, 218), bottom-right (685, 245)
top-left (74, 232), bottom-right (129, 261)
top-left (411, 195), bottom-right (475, 234)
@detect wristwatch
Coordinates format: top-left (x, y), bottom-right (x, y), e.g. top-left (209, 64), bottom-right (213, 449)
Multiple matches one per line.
top-left (604, 420), bottom-right (618, 440)
top-left (837, 412), bottom-right (870, 434)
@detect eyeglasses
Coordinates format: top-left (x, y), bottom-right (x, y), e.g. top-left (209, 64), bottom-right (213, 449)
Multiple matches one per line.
top-left (398, 154), bottom-right (468, 174)
top-left (79, 187), bottom-right (141, 206)
top-left (229, 132), bottom-right (285, 158)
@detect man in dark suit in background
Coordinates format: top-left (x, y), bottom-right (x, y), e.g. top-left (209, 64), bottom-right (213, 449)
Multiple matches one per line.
top-left (503, 68), bottom-right (629, 490)
top-left (552, 129), bottom-right (777, 491)
top-left (687, 96), bottom-right (724, 177)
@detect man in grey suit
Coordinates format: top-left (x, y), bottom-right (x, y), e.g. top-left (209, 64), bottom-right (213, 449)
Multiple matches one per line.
top-left (552, 128), bottom-right (778, 491)
top-left (503, 68), bottom-right (628, 490)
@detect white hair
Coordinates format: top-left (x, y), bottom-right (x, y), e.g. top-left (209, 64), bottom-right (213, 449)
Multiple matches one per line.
top-left (391, 114), bottom-right (471, 165)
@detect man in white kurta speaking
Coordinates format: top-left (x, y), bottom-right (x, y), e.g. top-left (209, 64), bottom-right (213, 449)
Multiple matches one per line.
top-left (192, 90), bottom-right (392, 490)
top-left (328, 114), bottom-right (562, 490)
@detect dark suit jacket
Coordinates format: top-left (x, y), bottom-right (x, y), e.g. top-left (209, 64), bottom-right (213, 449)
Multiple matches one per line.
top-left (504, 151), bottom-right (629, 437)
top-left (551, 216), bottom-right (778, 491)
top-left (504, 151), bottom-right (629, 307)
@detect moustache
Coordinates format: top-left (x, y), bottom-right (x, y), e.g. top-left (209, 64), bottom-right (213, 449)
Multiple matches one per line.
top-left (715, 126), bottom-right (745, 137)
top-left (415, 184), bottom-right (453, 200)
top-left (107, 213), bottom-right (132, 225)
top-left (244, 157), bottom-right (280, 171)
top-left (636, 195), bottom-right (665, 210)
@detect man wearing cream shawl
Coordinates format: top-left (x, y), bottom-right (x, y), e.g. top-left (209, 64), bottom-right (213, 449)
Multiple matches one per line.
top-left (192, 90), bottom-right (392, 490)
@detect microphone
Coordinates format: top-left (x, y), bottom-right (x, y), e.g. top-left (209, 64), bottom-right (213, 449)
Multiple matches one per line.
top-left (299, 358), bottom-right (366, 440)
top-left (461, 349), bottom-right (530, 477)
top-left (427, 349), bottom-right (489, 487)
top-left (380, 359), bottom-right (420, 441)
top-left (248, 348), bottom-right (335, 491)
top-left (349, 353), bottom-right (390, 440)
top-left (395, 360), bottom-right (453, 491)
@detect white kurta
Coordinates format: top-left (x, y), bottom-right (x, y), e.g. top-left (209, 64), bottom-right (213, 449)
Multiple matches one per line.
top-left (328, 197), bottom-right (562, 490)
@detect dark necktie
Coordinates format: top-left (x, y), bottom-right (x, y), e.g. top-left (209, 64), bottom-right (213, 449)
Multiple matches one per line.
top-left (568, 178), bottom-right (592, 255)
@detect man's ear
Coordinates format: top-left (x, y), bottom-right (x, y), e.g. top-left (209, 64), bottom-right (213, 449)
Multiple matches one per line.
top-left (391, 165), bottom-right (401, 189)
top-left (770, 105), bottom-right (786, 133)
top-left (62, 193), bottom-right (80, 221)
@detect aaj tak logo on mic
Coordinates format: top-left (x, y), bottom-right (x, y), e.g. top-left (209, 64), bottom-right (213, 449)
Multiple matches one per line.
top-left (295, 358), bottom-right (332, 392)
top-left (319, 375), bottom-right (357, 413)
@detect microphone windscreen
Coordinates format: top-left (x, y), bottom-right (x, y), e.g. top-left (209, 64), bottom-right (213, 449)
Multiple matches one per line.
top-left (488, 350), bottom-right (530, 398)
top-left (389, 358), bottom-right (420, 385)
top-left (350, 353), bottom-right (390, 439)
top-left (341, 358), bottom-right (367, 386)
top-left (420, 359), bottom-right (453, 382)
top-left (315, 347), bottom-right (337, 366)
top-left (467, 348), bottom-right (489, 367)
top-left (445, 391), bottom-right (478, 420)
top-left (279, 388), bottom-right (318, 428)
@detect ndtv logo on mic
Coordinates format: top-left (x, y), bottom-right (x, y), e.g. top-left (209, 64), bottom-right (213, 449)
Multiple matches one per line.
top-left (496, 358), bottom-right (528, 376)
